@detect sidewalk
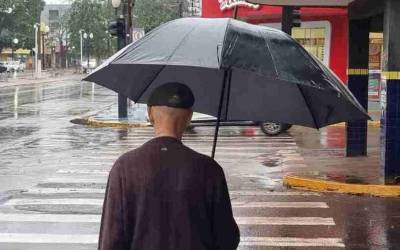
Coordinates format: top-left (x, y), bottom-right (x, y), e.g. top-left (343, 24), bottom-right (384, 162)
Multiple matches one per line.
top-left (0, 69), bottom-right (82, 88)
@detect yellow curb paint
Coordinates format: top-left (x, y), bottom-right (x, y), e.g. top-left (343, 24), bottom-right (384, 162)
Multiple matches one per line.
top-left (329, 120), bottom-right (380, 128)
top-left (347, 68), bottom-right (369, 75)
top-left (382, 71), bottom-right (400, 80)
top-left (85, 117), bottom-right (151, 129)
top-left (283, 175), bottom-right (400, 198)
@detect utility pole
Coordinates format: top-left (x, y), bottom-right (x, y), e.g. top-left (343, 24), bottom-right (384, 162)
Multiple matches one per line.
top-left (110, 4), bottom-right (127, 118)
top-left (110, 0), bottom-right (136, 119)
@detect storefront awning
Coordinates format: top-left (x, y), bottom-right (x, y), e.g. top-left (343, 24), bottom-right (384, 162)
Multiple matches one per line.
top-left (246, 0), bottom-right (354, 7)
top-left (1, 48), bottom-right (31, 55)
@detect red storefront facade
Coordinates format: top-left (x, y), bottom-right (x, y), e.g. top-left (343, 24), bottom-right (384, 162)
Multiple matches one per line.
top-left (201, 0), bottom-right (349, 82)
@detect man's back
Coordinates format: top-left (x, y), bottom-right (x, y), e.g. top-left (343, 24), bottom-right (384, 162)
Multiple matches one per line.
top-left (98, 136), bottom-right (240, 250)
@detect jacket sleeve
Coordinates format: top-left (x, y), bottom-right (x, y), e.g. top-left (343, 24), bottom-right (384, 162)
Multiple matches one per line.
top-left (98, 161), bottom-right (128, 250)
top-left (211, 164), bottom-right (240, 250)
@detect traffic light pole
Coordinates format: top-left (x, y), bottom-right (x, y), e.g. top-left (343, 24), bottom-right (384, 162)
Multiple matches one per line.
top-left (117, 18), bottom-right (128, 119)
top-left (282, 6), bottom-right (301, 35)
top-left (282, 6), bottom-right (295, 35)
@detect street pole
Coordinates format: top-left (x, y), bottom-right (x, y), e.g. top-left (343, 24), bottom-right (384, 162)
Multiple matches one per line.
top-left (117, 27), bottom-right (128, 118)
top-left (87, 40), bottom-right (89, 71)
top-left (79, 30), bottom-right (84, 73)
top-left (111, 0), bottom-right (129, 118)
top-left (118, 1), bottom-right (128, 118)
top-left (65, 34), bottom-right (68, 69)
top-left (34, 24), bottom-right (39, 78)
top-left (42, 33), bottom-right (45, 70)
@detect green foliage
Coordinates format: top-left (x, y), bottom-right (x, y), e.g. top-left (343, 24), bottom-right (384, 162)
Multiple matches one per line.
top-left (0, 0), bottom-right (44, 51)
top-left (67, 0), bottom-right (115, 59)
top-left (134, 0), bottom-right (183, 32)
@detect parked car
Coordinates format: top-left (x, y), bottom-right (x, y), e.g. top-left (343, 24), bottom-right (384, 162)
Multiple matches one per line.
top-left (190, 119), bottom-right (292, 136)
top-left (0, 65), bottom-right (6, 74)
top-left (82, 59), bottom-right (97, 73)
top-left (9, 61), bottom-right (18, 72)
top-left (0, 61), bottom-right (12, 72)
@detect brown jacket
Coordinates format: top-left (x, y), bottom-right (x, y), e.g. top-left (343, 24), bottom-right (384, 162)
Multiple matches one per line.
top-left (98, 136), bottom-right (240, 250)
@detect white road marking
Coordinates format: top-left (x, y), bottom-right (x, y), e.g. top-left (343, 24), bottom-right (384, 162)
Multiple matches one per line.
top-left (22, 188), bottom-right (318, 196)
top-left (4, 200), bottom-right (327, 208)
top-left (235, 217), bottom-right (335, 225)
top-left (44, 178), bottom-right (106, 184)
top-left (230, 191), bottom-right (320, 196)
top-left (0, 214), bottom-right (334, 226)
top-left (0, 233), bottom-right (343, 246)
top-left (57, 169), bottom-right (109, 175)
top-left (239, 237), bottom-right (345, 247)
top-left (23, 188), bottom-right (106, 194)
top-left (106, 143), bottom-right (297, 147)
top-left (4, 198), bottom-right (103, 206)
top-left (69, 162), bottom-right (113, 166)
top-left (0, 233), bottom-right (98, 244)
top-left (232, 202), bottom-right (329, 208)
top-left (0, 214), bottom-right (100, 223)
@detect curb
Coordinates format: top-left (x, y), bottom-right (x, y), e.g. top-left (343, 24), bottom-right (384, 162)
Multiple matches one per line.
top-left (283, 175), bottom-right (400, 197)
top-left (85, 116), bottom-right (151, 129)
top-left (329, 120), bottom-right (380, 128)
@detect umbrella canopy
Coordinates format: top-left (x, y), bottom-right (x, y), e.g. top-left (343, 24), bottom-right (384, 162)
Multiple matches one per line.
top-left (85, 17), bottom-right (369, 129)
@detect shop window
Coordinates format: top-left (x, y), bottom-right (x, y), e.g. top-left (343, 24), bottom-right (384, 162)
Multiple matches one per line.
top-left (292, 27), bottom-right (326, 63)
top-left (49, 10), bottom-right (59, 21)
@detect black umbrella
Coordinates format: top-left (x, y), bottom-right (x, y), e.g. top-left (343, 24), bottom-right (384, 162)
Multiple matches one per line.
top-left (84, 17), bottom-right (369, 158)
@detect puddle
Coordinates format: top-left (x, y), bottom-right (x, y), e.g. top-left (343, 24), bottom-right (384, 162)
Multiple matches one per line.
top-left (262, 158), bottom-right (281, 167)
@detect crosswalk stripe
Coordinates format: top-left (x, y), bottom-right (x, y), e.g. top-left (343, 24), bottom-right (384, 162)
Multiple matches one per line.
top-left (119, 139), bottom-right (295, 143)
top-left (235, 217), bottom-right (335, 225)
top-left (69, 162), bottom-right (113, 166)
top-left (44, 178), bottom-right (106, 184)
top-left (0, 234), bottom-right (344, 247)
top-left (0, 233), bottom-right (98, 244)
top-left (23, 188), bottom-right (318, 196)
top-left (105, 144), bottom-right (297, 148)
top-left (232, 202), bottom-right (329, 208)
top-left (4, 199), bottom-right (103, 206)
top-left (4, 199), bottom-right (327, 208)
top-left (0, 214), bottom-right (334, 226)
top-left (0, 214), bottom-right (100, 223)
top-left (240, 237), bottom-right (345, 247)
top-left (57, 170), bottom-right (109, 175)
top-left (23, 188), bottom-right (106, 194)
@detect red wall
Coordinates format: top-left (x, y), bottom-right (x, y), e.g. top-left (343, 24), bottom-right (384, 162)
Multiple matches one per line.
top-left (201, 0), bottom-right (348, 82)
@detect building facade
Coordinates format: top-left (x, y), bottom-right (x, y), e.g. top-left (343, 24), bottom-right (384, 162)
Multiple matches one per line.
top-left (40, 4), bottom-right (71, 68)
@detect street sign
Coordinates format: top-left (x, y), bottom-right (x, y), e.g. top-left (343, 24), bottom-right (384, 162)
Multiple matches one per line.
top-left (131, 28), bottom-right (145, 43)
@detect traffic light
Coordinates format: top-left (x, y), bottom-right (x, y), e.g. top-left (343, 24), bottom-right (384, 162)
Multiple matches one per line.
top-left (108, 18), bottom-right (125, 37)
top-left (282, 6), bottom-right (301, 35)
top-left (292, 7), bottom-right (301, 28)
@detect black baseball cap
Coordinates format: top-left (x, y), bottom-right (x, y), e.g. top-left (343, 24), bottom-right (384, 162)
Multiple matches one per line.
top-left (147, 82), bottom-right (195, 109)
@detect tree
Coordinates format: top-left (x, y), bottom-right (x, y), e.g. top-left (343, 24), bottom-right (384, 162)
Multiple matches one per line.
top-left (134, 0), bottom-right (188, 32)
top-left (67, 0), bottom-right (115, 61)
top-left (0, 0), bottom-right (44, 52)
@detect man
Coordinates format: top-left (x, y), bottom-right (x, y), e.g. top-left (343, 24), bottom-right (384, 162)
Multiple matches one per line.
top-left (98, 82), bottom-right (240, 250)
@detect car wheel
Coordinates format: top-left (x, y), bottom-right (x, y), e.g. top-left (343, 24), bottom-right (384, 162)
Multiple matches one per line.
top-left (260, 122), bottom-right (285, 136)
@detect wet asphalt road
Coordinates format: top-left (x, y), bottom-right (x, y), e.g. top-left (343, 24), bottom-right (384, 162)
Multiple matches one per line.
top-left (0, 79), bottom-right (399, 250)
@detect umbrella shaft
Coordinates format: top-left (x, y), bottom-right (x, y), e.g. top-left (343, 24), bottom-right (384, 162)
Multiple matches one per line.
top-left (211, 69), bottom-right (230, 159)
